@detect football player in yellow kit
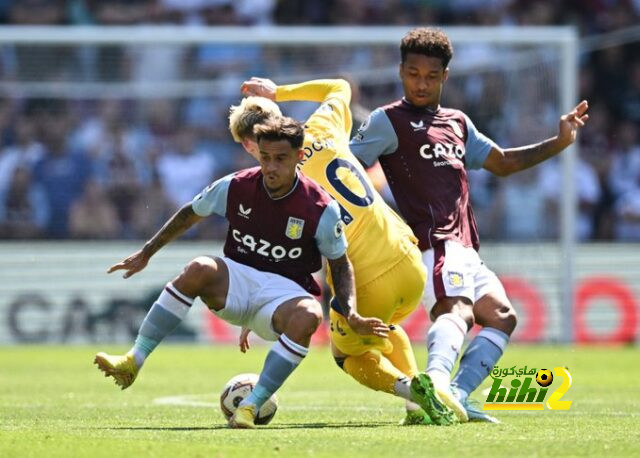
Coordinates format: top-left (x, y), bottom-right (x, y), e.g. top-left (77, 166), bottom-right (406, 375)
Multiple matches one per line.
top-left (229, 77), bottom-right (467, 425)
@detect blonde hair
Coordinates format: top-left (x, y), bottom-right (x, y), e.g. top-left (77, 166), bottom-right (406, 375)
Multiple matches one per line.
top-left (228, 96), bottom-right (282, 143)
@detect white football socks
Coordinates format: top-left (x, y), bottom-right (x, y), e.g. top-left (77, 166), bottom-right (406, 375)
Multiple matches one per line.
top-left (426, 312), bottom-right (468, 390)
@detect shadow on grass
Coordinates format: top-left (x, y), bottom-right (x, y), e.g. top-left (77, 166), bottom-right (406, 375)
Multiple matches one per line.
top-left (101, 421), bottom-right (395, 431)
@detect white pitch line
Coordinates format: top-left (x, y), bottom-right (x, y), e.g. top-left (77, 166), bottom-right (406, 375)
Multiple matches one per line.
top-left (153, 395), bottom-right (214, 408)
top-left (152, 394), bottom-right (400, 412)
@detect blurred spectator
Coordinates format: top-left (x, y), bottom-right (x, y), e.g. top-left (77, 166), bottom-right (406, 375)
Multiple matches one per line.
top-left (608, 121), bottom-right (640, 199)
top-left (274, 1), bottom-right (331, 25)
top-left (608, 121), bottom-right (640, 240)
top-left (0, 99), bottom-right (14, 147)
top-left (100, 139), bottom-right (147, 237)
top-left (143, 99), bottom-right (179, 145)
top-left (130, 175), bottom-right (174, 239)
top-left (233, 0), bottom-right (276, 25)
top-left (70, 100), bottom-right (150, 166)
top-left (159, 0), bottom-right (212, 25)
top-left (69, 179), bottom-right (121, 239)
top-left (182, 100), bottom-right (244, 176)
top-left (0, 116), bottom-right (44, 195)
top-left (156, 125), bottom-right (217, 209)
top-left (342, 74), bottom-right (370, 138)
top-left (621, 60), bottom-right (640, 123)
top-left (494, 168), bottom-right (549, 241)
top-left (468, 169), bottom-right (500, 240)
top-left (540, 157), bottom-right (602, 240)
top-left (0, 166), bottom-right (49, 238)
top-left (70, 100), bottom-right (151, 236)
top-left (94, 0), bottom-right (154, 24)
top-left (614, 191), bottom-right (640, 240)
top-left (32, 114), bottom-right (92, 238)
top-left (9, 0), bottom-right (65, 24)
top-left (576, 102), bottom-right (615, 239)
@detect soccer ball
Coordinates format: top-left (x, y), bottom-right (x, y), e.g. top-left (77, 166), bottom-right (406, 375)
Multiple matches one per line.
top-left (219, 373), bottom-right (278, 425)
top-left (536, 369), bottom-right (553, 387)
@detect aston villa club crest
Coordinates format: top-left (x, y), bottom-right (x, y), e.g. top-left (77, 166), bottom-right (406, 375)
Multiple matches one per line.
top-left (448, 271), bottom-right (464, 287)
top-left (285, 217), bottom-right (305, 240)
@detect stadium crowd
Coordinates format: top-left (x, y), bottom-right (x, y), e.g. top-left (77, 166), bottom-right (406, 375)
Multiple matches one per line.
top-left (0, 0), bottom-right (639, 241)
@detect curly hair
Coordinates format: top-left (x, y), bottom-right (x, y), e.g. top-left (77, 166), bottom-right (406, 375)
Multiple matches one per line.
top-left (400, 27), bottom-right (453, 68)
top-left (228, 96), bottom-right (282, 143)
top-left (253, 116), bottom-right (305, 150)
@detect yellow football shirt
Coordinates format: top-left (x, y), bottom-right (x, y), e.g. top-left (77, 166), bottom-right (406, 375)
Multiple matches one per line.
top-left (276, 80), bottom-right (417, 288)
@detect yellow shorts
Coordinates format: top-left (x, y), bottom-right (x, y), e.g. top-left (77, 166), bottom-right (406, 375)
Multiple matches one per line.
top-left (330, 243), bottom-right (426, 356)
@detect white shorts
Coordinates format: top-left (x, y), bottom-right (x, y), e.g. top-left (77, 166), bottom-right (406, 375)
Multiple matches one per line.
top-left (422, 240), bottom-right (505, 309)
top-left (212, 257), bottom-right (314, 341)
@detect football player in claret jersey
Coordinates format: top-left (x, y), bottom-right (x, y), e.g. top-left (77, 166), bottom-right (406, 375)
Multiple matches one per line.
top-left (94, 116), bottom-right (388, 429)
top-left (230, 79), bottom-right (463, 426)
top-left (350, 27), bottom-right (589, 422)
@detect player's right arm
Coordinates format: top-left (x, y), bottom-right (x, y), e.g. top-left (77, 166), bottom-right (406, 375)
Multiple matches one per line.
top-left (328, 254), bottom-right (389, 338)
top-left (349, 108), bottom-right (398, 166)
top-left (316, 200), bottom-right (389, 338)
top-left (107, 204), bottom-right (203, 278)
top-left (108, 173), bottom-right (233, 278)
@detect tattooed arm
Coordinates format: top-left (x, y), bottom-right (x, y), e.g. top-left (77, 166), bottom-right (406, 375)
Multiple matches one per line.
top-left (327, 254), bottom-right (389, 338)
top-left (483, 100), bottom-right (589, 177)
top-left (142, 204), bottom-right (203, 258)
top-left (108, 203), bottom-right (204, 278)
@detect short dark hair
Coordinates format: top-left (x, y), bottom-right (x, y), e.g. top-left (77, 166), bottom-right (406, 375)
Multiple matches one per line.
top-left (253, 116), bottom-right (305, 150)
top-left (401, 27), bottom-right (453, 68)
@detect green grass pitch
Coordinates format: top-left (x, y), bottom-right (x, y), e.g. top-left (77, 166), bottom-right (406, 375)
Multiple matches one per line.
top-left (1, 344), bottom-right (639, 457)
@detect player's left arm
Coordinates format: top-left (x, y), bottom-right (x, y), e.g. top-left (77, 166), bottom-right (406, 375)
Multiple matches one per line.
top-left (483, 100), bottom-right (589, 177)
top-left (315, 200), bottom-right (388, 337)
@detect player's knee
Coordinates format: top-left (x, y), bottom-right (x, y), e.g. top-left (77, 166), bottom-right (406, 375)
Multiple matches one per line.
top-left (179, 256), bottom-right (220, 289)
top-left (502, 306), bottom-right (518, 335)
top-left (290, 300), bottom-right (323, 335)
top-left (432, 299), bottom-right (474, 330)
top-left (482, 301), bottom-right (517, 335)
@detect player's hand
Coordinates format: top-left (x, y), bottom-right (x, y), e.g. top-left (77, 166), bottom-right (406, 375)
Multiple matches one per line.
top-left (557, 100), bottom-right (589, 148)
top-left (241, 77), bottom-right (277, 100)
top-left (239, 327), bottom-right (251, 353)
top-left (347, 313), bottom-right (389, 338)
top-left (107, 249), bottom-right (150, 279)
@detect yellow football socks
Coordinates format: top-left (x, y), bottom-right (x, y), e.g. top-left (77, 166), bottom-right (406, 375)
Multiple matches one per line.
top-left (384, 325), bottom-right (419, 378)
